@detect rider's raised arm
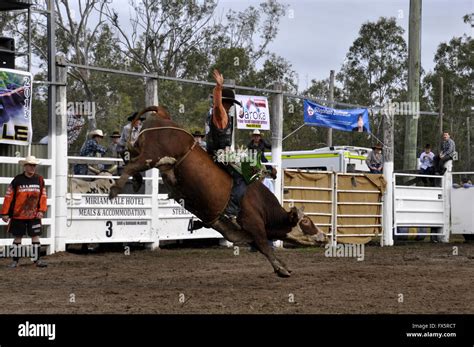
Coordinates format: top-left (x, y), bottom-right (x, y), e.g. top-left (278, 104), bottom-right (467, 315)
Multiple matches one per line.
top-left (212, 69), bottom-right (228, 129)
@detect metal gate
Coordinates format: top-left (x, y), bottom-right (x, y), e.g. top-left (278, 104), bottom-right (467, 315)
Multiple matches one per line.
top-left (393, 173), bottom-right (448, 240)
top-left (283, 169), bottom-right (384, 246)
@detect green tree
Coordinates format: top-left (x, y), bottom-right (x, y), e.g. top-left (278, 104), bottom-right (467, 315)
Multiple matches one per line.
top-left (423, 15), bottom-right (473, 170)
top-left (337, 17), bottom-right (408, 140)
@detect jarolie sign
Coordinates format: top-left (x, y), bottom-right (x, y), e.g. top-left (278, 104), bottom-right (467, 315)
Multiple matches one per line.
top-left (235, 94), bottom-right (270, 130)
top-left (0, 68), bottom-right (33, 145)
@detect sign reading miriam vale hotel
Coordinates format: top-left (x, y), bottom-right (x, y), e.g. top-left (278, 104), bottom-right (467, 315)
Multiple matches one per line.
top-left (66, 195), bottom-right (152, 241)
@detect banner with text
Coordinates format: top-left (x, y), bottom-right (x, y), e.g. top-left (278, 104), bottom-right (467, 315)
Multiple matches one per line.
top-left (304, 99), bottom-right (370, 133)
top-left (236, 94), bottom-right (270, 130)
top-left (0, 68), bottom-right (33, 145)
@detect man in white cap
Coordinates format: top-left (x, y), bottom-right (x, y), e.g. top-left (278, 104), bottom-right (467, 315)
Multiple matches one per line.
top-left (74, 129), bottom-right (107, 175)
top-left (247, 129), bottom-right (275, 178)
top-left (1, 156), bottom-right (48, 268)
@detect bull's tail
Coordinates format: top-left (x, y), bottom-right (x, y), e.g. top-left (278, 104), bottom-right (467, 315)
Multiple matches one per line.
top-left (134, 106), bottom-right (171, 122)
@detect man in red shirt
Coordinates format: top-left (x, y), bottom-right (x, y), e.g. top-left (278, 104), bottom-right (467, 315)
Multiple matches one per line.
top-left (1, 156), bottom-right (48, 268)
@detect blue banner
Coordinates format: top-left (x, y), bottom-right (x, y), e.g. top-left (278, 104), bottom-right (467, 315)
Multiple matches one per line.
top-left (303, 99), bottom-right (370, 133)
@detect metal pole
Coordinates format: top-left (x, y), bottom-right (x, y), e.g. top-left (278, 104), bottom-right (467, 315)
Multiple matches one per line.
top-left (144, 77), bottom-right (160, 249)
top-left (439, 77), bottom-right (444, 134)
top-left (271, 83), bottom-right (283, 204)
top-left (383, 110), bottom-right (394, 246)
top-left (27, 6), bottom-right (32, 72)
top-left (403, 0), bottom-right (422, 170)
top-left (54, 54), bottom-right (68, 253)
top-left (467, 117), bottom-right (471, 171)
top-left (327, 70), bottom-right (335, 147)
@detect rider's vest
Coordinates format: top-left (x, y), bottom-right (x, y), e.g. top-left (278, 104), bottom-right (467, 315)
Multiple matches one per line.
top-left (206, 109), bottom-right (233, 155)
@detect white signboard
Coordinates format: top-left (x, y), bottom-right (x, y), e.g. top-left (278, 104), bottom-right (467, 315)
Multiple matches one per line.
top-left (235, 94), bottom-right (270, 130)
top-left (66, 195), bottom-right (152, 242)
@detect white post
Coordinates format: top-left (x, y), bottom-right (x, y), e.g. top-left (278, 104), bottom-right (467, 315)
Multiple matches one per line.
top-left (54, 55), bottom-right (68, 252)
top-left (441, 161), bottom-right (453, 242)
top-left (145, 77), bottom-right (160, 249)
top-left (271, 83), bottom-right (283, 204)
top-left (382, 110), bottom-right (394, 246)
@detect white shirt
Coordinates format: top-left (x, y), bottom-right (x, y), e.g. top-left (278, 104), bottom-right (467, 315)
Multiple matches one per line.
top-left (419, 151), bottom-right (435, 170)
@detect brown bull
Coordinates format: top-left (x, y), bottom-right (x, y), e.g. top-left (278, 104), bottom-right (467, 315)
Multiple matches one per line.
top-left (109, 106), bottom-right (325, 277)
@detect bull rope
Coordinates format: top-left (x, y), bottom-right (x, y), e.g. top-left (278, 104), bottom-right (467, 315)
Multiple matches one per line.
top-left (135, 126), bottom-right (198, 168)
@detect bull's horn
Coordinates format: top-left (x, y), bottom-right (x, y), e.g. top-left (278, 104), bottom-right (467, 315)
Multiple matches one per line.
top-left (87, 165), bottom-right (101, 174)
top-left (107, 165), bottom-right (118, 174)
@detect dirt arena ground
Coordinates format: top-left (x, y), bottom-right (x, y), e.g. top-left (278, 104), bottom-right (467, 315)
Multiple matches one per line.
top-left (0, 241), bottom-right (473, 314)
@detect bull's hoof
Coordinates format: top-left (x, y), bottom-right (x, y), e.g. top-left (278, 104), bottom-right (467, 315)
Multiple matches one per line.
top-left (109, 185), bottom-right (120, 199)
top-left (275, 267), bottom-right (291, 278)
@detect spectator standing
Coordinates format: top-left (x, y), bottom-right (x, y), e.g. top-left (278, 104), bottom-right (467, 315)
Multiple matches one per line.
top-left (1, 156), bottom-right (48, 268)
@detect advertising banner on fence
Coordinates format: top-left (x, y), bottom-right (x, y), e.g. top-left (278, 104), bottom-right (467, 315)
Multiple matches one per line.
top-left (0, 68), bottom-right (33, 145)
top-left (236, 94), bottom-right (270, 130)
top-left (304, 99), bottom-right (370, 133)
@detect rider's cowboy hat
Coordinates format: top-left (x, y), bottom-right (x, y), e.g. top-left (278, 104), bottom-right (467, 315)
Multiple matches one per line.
top-left (252, 129), bottom-right (261, 135)
top-left (110, 131), bottom-right (121, 138)
top-left (19, 155), bottom-right (41, 166)
top-left (221, 88), bottom-right (242, 107)
top-left (89, 129), bottom-right (104, 138)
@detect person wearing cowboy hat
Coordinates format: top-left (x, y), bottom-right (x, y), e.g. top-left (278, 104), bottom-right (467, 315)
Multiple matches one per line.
top-left (192, 130), bottom-right (207, 150)
top-left (117, 112), bottom-right (144, 154)
top-left (107, 131), bottom-right (122, 158)
top-left (366, 144), bottom-right (384, 173)
top-left (205, 69), bottom-right (242, 156)
top-left (73, 129), bottom-right (107, 175)
top-left (189, 69), bottom-right (244, 232)
top-left (247, 129), bottom-right (271, 157)
top-left (1, 156), bottom-right (48, 268)
top-left (247, 129), bottom-right (276, 179)
top-left (105, 131), bottom-right (123, 173)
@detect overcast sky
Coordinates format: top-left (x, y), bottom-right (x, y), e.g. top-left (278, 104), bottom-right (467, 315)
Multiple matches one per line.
top-left (98, 0), bottom-right (471, 91)
top-left (214, 0), bottom-right (472, 91)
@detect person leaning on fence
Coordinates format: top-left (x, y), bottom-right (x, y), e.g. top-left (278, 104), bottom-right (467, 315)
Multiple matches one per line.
top-left (1, 156), bottom-right (48, 268)
top-left (117, 112), bottom-right (146, 190)
top-left (366, 144), bottom-right (384, 173)
top-left (117, 112), bottom-right (144, 157)
top-left (73, 129), bottom-right (107, 175)
top-left (434, 131), bottom-right (456, 175)
top-left (106, 130), bottom-right (122, 173)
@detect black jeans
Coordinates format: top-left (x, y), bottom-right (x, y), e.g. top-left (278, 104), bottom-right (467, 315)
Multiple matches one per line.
top-left (433, 155), bottom-right (452, 174)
